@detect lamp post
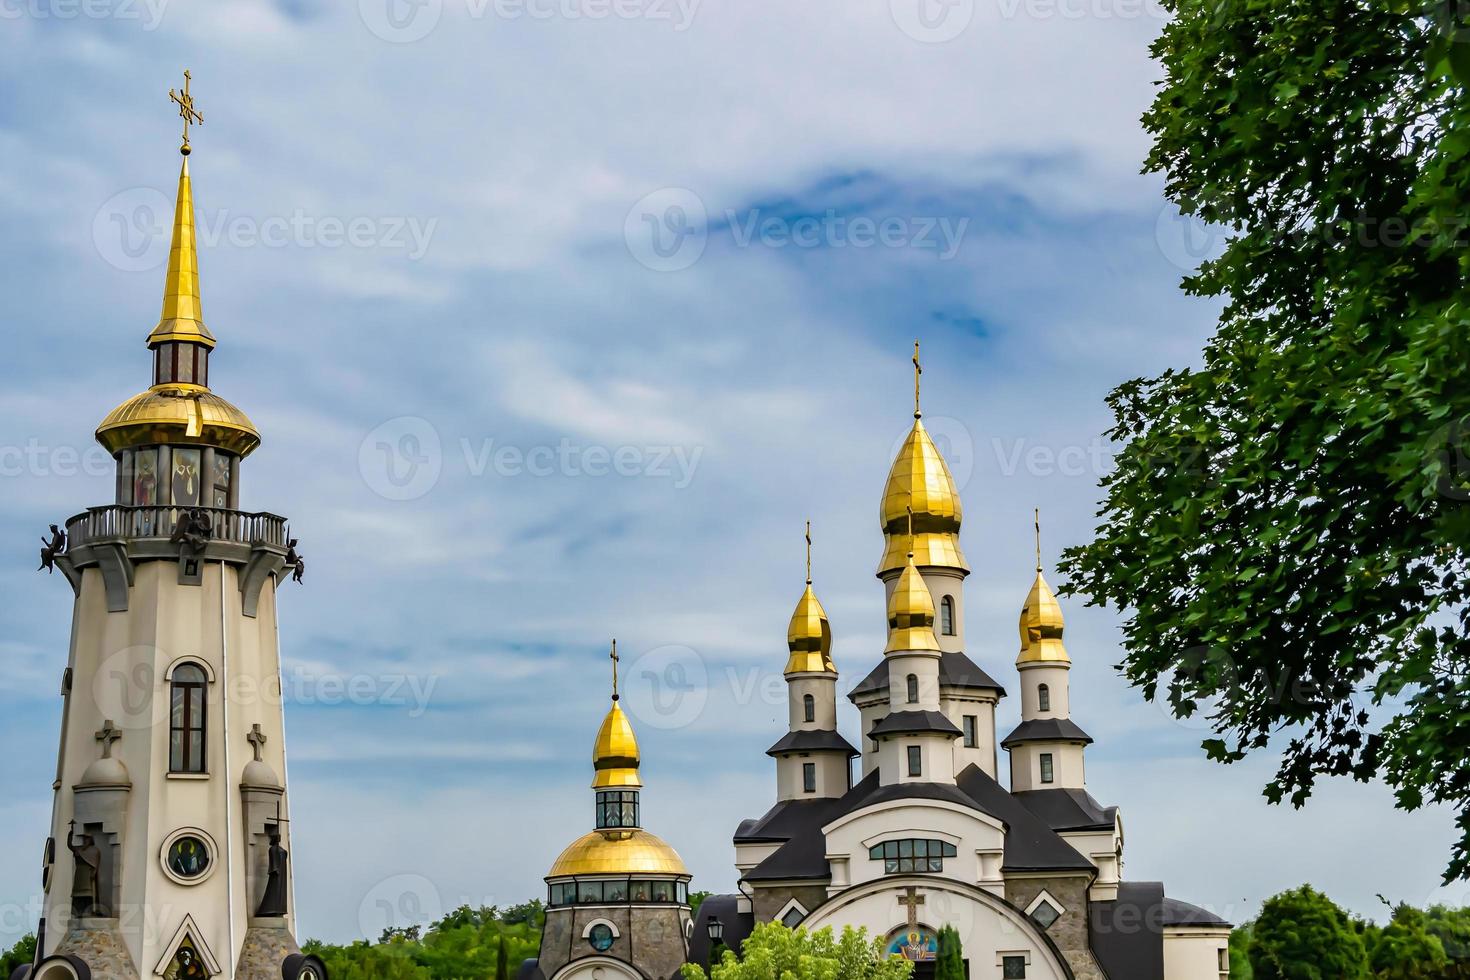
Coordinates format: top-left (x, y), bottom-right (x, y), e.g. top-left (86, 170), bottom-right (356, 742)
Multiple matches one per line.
top-left (707, 917), bottom-right (726, 971)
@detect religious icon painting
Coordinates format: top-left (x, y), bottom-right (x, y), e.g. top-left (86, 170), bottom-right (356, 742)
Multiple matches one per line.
top-left (885, 927), bottom-right (939, 962)
top-left (172, 448), bottom-right (201, 506)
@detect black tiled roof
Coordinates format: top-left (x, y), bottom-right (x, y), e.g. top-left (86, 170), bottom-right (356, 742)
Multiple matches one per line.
top-left (1161, 896), bottom-right (1232, 927)
top-left (687, 894), bottom-right (755, 968)
top-left (870, 710), bottom-right (963, 738)
top-left (1000, 717), bottom-right (1094, 748)
top-left (954, 765), bottom-right (1097, 873)
top-left (849, 652), bottom-right (1007, 700)
top-left (766, 729), bottom-right (860, 757)
top-left (1012, 788), bottom-right (1118, 832)
top-left (1090, 882), bottom-right (1166, 980)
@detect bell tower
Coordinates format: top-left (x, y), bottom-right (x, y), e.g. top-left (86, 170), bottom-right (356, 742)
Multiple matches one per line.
top-left (22, 72), bottom-right (325, 980)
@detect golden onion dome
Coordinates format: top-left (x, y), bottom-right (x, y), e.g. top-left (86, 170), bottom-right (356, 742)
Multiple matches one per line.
top-left (592, 700), bottom-right (642, 790)
top-left (547, 828), bottom-right (689, 878)
top-left (785, 584), bottom-right (835, 675)
top-left (879, 419), bottom-right (969, 577)
top-left (883, 554), bottom-right (941, 655)
top-left (96, 385), bottom-right (260, 456)
top-left (1017, 570), bottom-right (1070, 665)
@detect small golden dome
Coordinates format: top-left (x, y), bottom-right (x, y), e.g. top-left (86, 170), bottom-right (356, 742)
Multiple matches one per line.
top-left (879, 420), bottom-right (969, 576)
top-left (786, 584), bottom-right (835, 675)
top-left (592, 701), bottom-right (642, 790)
top-left (884, 555), bottom-right (941, 655)
top-left (547, 828), bottom-right (689, 878)
top-left (95, 385), bottom-right (260, 457)
top-left (1017, 570), bottom-right (1070, 665)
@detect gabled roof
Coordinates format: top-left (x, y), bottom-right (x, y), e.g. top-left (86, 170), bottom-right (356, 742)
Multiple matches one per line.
top-left (1000, 717), bottom-right (1094, 748)
top-left (954, 765), bottom-right (1096, 873)
top-left (1011, 788), bottom-right (1118, 833)
top-left (848, 652), bottom-right (1006, 700)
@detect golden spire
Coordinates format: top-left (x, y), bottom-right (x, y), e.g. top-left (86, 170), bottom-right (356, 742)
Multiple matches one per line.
top-left (149, 71), bottom-right (215, 351)
top-left (786, 522), bottom-right (835, 675)
top-left (593, 641), bottom-right (642, 789)
top-left (884, 507), bottom-right (941, 655)
top-left (1018, 518), bottom-right (1070, 665)
top-left (878, 343), bottom-right (967, 576)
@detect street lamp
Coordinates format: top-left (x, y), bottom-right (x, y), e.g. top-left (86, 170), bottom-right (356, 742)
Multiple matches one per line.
top-left (707, 918), bottom-right (725, 944)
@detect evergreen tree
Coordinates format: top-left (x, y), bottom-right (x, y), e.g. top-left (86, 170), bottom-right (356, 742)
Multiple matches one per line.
top-left (934, 925), bottom-right (965, 980)
top-left (495, 936), bottom-right (510, 980)
top-left (1249, 886), bottom-right (1369, 980)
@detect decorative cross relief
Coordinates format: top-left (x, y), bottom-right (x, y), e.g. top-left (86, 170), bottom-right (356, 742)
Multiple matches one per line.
top-left (95, 720), bottom-right (122, 759)
top-left (247, 724), bottom-right (267, 763)
top-left (898, 886), bottom-right (926, 930)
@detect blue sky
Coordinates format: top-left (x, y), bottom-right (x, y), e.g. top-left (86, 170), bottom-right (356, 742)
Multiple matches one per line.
top-left (0, 0), bottom-right (1464, 947)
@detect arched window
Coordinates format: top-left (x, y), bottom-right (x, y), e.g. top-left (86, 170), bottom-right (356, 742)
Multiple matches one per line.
top-left (906, 674), bottom-right (919, 704)
top-left (940, 596), bottom-right (956, 636)
top-left (803, 694), bottom-right (815, 724)
top-left (1038, 684), bottom-right (1051, 713)
top-left (169, 663), bottom-right (207, 773)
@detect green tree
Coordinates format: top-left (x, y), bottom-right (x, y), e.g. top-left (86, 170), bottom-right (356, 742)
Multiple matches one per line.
top-left (1229, 923), bottom-right (1254, 980)
top-left (1060, 0), bottom-right (1470, 880)
top-left (934, 925), bottom-right (965, 980)
top-left (1424, 904), bottom-right (1470, 967)
top-left (1249, 886), bottom-right (1369, 980)
top-left (680, 922), bottom-right (914, 980)
top-left (1369, 904), bottom-right (1449, 978)
top-left (495, 936), bottom-right (510, 980)
top-left (1, 935), bottom-right (37, 978)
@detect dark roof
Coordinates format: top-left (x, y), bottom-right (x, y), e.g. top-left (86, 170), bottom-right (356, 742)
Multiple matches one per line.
top-left (849, 652), bottom-right (1007, 700)
top-left (954, 765), bottom-right (1097, 873)
top-left (513, 961), bottom-right (546, 980)
top-left (1161, 896), bottom-right (1232, 927)
top-left (870, 710), bottom-right (963, 738)
top-left (1000, 717), bottom-right (1094, 748)
top-left (766, 729), bottom-right (860, 757)
top-left (687, 894), bottom-right (755, 967)
top-left (740, 766), bottom-right (1096, 884)
top-left (1012, 788), bottom-right (1118, 832)
top-left (1090, 882), bottom-right (1165, 980)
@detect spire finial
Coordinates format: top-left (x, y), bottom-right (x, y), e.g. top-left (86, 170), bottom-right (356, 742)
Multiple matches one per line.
top-left (1035, 507), bottom-right (1042, 573)
top-left (906, 504), bottom-right (915, 559)
top-left (912, 340), bottom-right (923, 419)
top-left (610, 639), bottom-right (620, 701)
top-left (805, 521), bottom-right (813, 585)
top-left (168, 69), bottom-right (203, 156)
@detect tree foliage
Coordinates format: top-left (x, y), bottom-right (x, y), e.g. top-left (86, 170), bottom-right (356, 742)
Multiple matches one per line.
top-left (1249, 886), bottom-right (1370, 979)
top-left (1061, 0), bottom-right (1470, 879)
top-left (679, 922), bottom-right (914, 980)
top-left (934, 925), bottom-right (965, 980)
top-left (0, 935), bottom-right (36, 979)
top-left (1369, 905), bottom-right (1449, 978)
top-left (306, 903), bottom-right (541, 980)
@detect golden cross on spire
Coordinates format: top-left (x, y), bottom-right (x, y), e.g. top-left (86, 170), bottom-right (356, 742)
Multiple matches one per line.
top-left (169, 69), bottom-right (203, 156)
top-left (805, 520), bottom-right (813, 585)
top-left (912, 340), bottom-right (923, 419)
top-left (1035, 507), bottom-right (1043, 572)
top-left (610, 639), bottom-right (620, 701)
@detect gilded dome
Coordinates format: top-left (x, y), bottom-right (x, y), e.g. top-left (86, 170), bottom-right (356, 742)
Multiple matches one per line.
top-left (878, 419), bottom-right (968, 576)
top-left (883, 555), bottom-right (941, 655)
top-left (95, 384), bottom-right (260, 457)
top-left (592, 701), bottom-right (642, 789)
top-left (547, 828), bottom-right (689, 878)
top-left (785, 584), bottom-right (835, 675)
top-left (1017, 570), bottom-right (1070, 665)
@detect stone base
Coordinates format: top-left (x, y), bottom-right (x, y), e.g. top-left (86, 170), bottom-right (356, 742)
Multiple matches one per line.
top-left (52, 919), bottom-right (139, 980)
top-left (236, 919), bottom-right (302, 980)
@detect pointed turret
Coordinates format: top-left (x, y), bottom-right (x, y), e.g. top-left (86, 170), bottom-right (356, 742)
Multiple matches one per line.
top-left (147, 158), bottom-right (216, 350)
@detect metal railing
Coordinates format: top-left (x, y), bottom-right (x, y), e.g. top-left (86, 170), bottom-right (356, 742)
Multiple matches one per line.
top-left (66, 505), bottom-right (289, 550)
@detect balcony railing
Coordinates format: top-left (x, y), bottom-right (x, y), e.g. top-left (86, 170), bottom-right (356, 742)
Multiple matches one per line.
top-left (66, 505), bottom-right (289, 551)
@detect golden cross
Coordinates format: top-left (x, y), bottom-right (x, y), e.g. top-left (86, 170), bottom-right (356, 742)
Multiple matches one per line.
top-left (610, 639), bottom-right (620, 701)
top-left (912, 340), bottom-right (923, 419)
top-left (1035, 507), bottom-right (1042, 572)
top-left (805, 520), bottom-right (812, 585)
top-left (169, 69), bottom-right (204, 156)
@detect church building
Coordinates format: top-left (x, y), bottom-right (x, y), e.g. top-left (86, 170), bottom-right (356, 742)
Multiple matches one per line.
top-left (15, 75), bottom-right (325, 980)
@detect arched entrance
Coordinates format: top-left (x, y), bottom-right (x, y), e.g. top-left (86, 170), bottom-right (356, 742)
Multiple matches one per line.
top-left (549, 956), bottom-right (645, 980)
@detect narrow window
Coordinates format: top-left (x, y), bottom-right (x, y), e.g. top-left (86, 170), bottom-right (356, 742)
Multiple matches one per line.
top-left (906, 674), bottom-right (919, 704)
top-left (803, 763), bottom-right (816, 794)
top-left (1003, 955), bottom-right (1028, 979)
top-left (1040, 753), bottom-right (1055, 784)
top-left (169, 664), bottom-right (207, 773)
top-left (940, 595), bottom-right (955, 636)
top-left (1218, 949), bottom-right (1230, 980)
top-left (1038, 683), bottom-right (1051, 713)
top-left (907, 745), bottom-right (923, 777)
top-left (963, 715), bottom-right (978, 748)
top-left (803, 693), bottom-right (815, 724)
